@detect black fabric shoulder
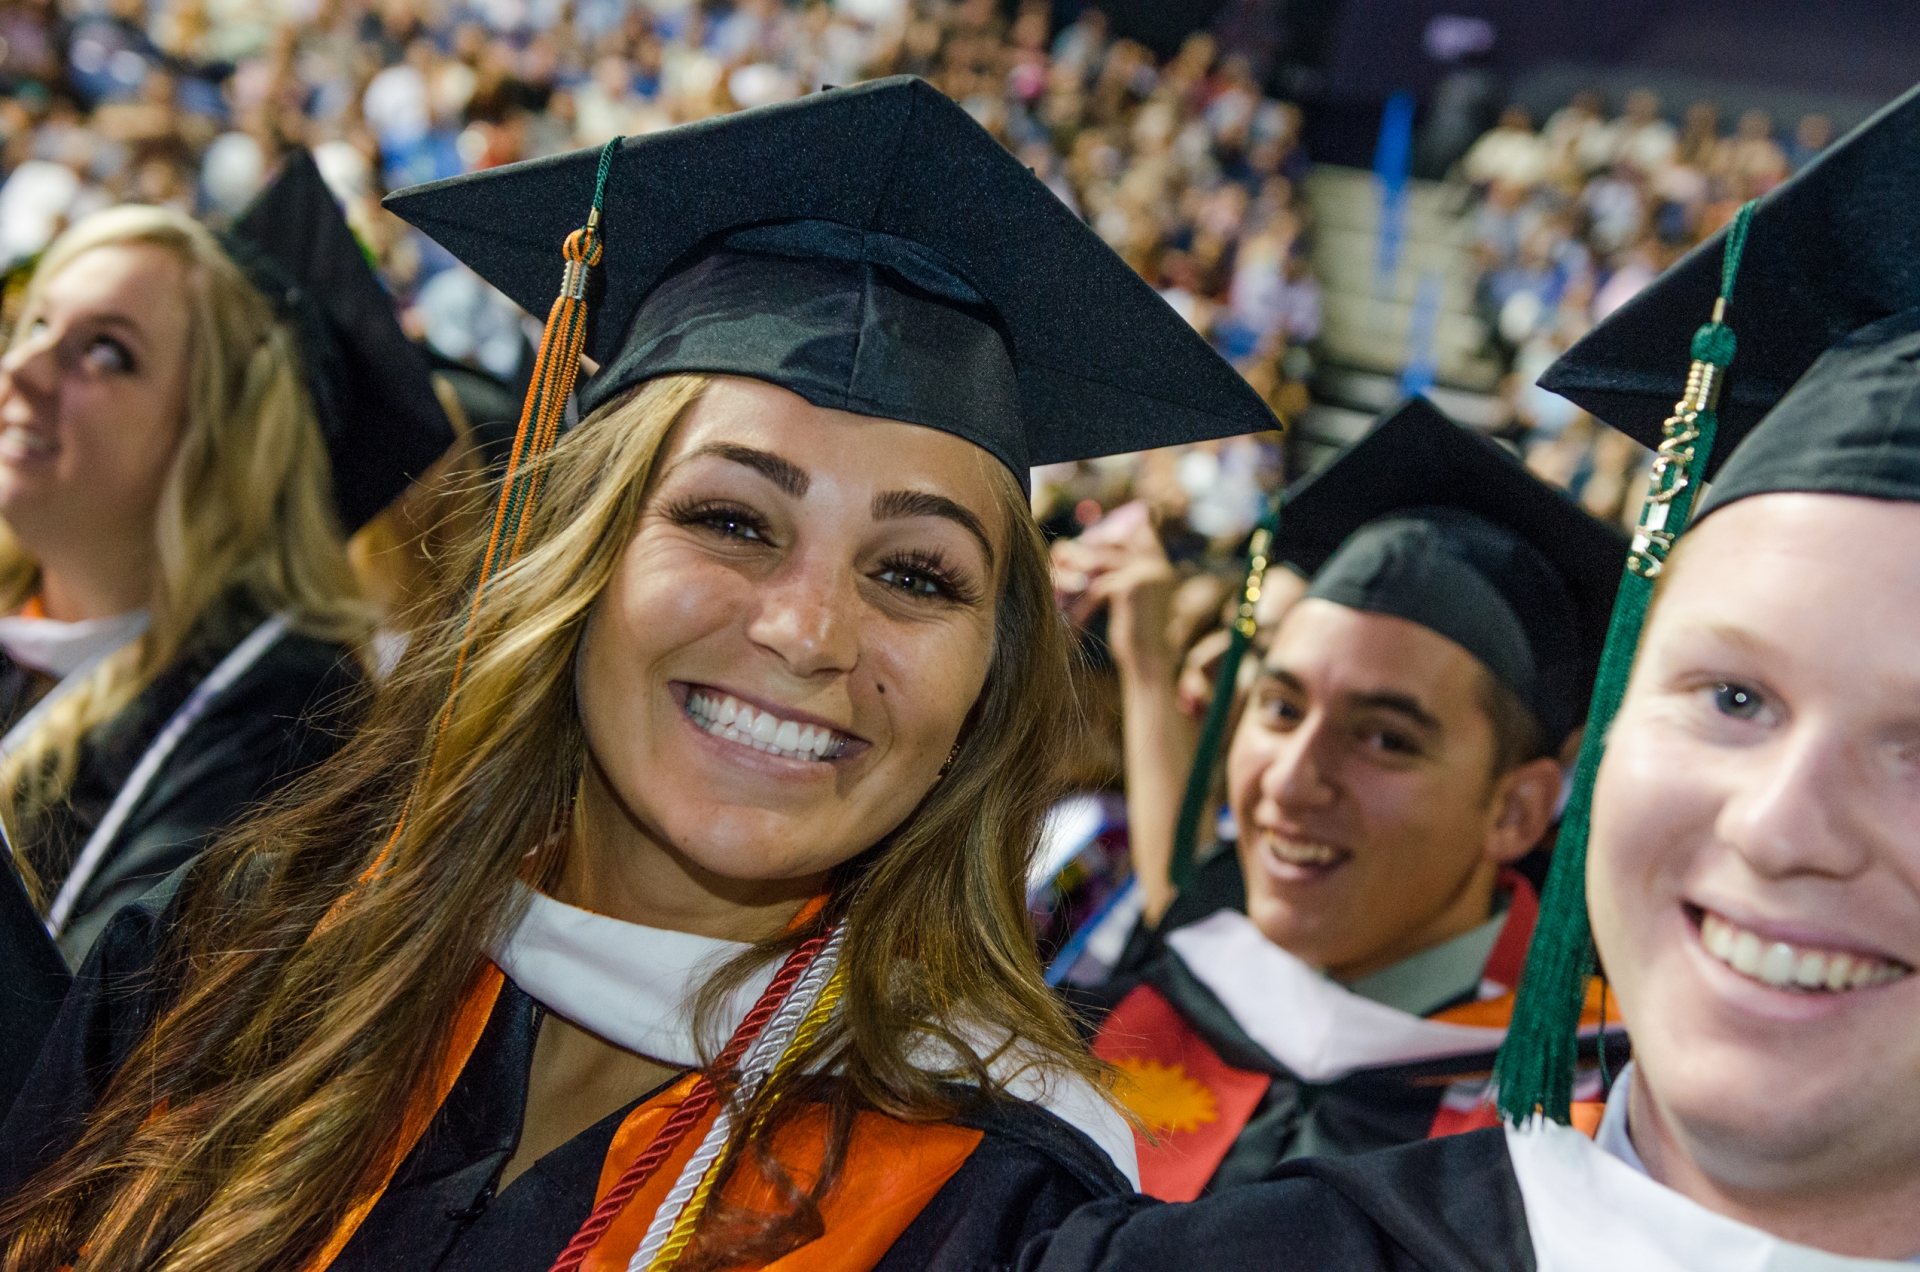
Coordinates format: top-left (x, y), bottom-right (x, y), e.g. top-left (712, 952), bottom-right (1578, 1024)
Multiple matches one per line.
top-left (0, 862), bottom-right (192, 1199)
top-left (950, 1090), bottom-right (1132, 1198)
top-left (1003, 1130), bottom-right (1533, 1272)
top-left (1267, 1129), bottom-right (1534, 1271)
top-left (52, 634), bottom-right (367, 963)
top-left (1157, 844), bottom-right (1246, 933)
top-left (1004, 1179), bottom-right (1402, 1271)
top-left (876, 1091), bottom-right (1131, 1272)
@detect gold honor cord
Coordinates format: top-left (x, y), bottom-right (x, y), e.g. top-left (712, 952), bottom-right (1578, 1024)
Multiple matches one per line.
top-left (646, 967), bottom-right (851, 1271)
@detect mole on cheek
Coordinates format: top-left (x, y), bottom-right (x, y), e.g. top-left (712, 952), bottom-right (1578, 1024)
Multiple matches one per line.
top-left (876, 684), bottom-right (886, 695)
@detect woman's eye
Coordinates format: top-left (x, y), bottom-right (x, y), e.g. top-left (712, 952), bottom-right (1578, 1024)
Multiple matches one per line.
top-left (705, 514), bottom-right (762, 541)
top-left (876, 564), bottom-right (947, 598)
top-left (1711, 681), bottom-right (1765, 720)
top-left (79, 336), bottom-right (134, 374)
top-left (670, 502), bottom-right (769, 543)
top-left (874, 552), bottom-right (978, 604)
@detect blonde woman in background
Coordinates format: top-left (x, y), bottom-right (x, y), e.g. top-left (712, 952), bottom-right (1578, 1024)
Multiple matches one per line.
top-left (0, 150), bottom-right (452, 964)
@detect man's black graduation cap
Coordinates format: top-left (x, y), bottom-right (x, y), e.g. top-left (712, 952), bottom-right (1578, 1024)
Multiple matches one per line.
top-left (1274, 398), bottom-right (1627, 747)
top-left (228, 149), bottom-right (455, 532)
top-left (381, 76), bottom-right (1278, 480)
top-left (1539, 82), bottom-right (1920, 480)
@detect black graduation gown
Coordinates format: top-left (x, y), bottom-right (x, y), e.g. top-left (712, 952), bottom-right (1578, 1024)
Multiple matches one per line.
top-left (1004, 1129), bottom-right (1535, 1272)
top-left (0, 597), bottom-right (365, 965)
top-left (2, 878), bottom-right (1132, 1271)
top-left (0, 856), bottom-right (68, 1125)
top-left (1065, 853), bottom-right (1621, 1196)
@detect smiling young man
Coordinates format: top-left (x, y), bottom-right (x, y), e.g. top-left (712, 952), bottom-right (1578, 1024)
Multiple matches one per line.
top-left (1079, 398), bottom-right (1628, 1200)
top-left (1014, 81), bottom-right (1920, 1271)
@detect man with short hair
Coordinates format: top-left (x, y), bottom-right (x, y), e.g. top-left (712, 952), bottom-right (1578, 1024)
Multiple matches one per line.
top-left (1079, 399), bottom-right (1627, 1200)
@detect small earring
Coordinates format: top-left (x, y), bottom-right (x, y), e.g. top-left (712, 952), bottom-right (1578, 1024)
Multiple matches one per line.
top-left (938, 742), bottom-right (961, 779)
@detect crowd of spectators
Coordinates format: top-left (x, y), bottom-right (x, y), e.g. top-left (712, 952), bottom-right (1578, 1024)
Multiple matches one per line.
top-left (1457, 87), bottom-right (1832, 522)
top-left (0, 0), bottom-right (1314, 555)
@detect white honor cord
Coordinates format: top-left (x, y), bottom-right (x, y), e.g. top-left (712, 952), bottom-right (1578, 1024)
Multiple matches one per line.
top-left (626, 927), bottom-right (848, 1272)
top-left (45, 614), bottom-right (293, 936)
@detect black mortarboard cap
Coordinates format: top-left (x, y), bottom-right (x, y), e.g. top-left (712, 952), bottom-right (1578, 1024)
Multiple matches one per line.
top-left (228, 150), bottom-right (455, 532)
top-left (1696, 306), bottom-right (1920, 517)
top-left (1275, 398), bottom-right (1627, 747)
top-left (420, 344), bottom-right (525, 472)
top-left (1539, 83), bottom-right (1920, 479)
top-left (380, 77), bottom-right (1277, 480)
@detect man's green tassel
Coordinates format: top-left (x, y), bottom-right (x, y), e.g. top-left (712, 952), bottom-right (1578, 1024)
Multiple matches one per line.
top-left (1168, 502), bottom-right (1280, 893)
top-left (1495, 201), bottom-right (1755, 1124)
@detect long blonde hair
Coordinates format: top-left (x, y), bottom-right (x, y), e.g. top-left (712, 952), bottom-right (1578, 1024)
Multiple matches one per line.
top-left (0, 373), bottom-right (1102, 1272)
top-left (0, 205), bottom-right (369, 889)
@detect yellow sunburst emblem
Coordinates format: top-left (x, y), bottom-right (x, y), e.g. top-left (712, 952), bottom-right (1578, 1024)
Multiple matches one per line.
top-left (1111, 1057), bottom-right (1219, 1136)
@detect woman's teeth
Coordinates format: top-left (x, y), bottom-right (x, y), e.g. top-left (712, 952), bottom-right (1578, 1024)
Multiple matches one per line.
top-left (686, 690), bottom-right (843, 761)
top-left (1700, 911), bottom-right (1911, 993)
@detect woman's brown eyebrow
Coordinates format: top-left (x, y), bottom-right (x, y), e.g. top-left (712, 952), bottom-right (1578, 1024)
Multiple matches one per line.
top-left (871, 489), bottom-right (995, 568)
top-left (684, 442), bottom-right (810, 496)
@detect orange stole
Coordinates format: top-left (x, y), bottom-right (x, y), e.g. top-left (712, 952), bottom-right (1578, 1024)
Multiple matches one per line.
top-left (583, 1081), bottom-right (984, 1271)
top-left (302, 963), bottom-right (506, 1272)
top-left (1424, 975), bottom-right (1621, 1138)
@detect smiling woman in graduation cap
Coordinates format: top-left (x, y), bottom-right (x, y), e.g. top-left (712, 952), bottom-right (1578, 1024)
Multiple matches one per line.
top-left (0, 78), bottom-right (1276, 1272)
top-left (0, 151), bottom-right (452, 964)
top-left (1006, 79), bottom-right (1920, 1272)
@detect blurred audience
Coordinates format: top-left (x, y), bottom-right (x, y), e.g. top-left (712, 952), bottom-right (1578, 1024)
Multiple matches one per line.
top-left (0, 0), bottom-right (1320, 462)
top-left (1457, 86), bottom-right (1831, 526)
top-left (0, 0), bottom-right (1320, 591)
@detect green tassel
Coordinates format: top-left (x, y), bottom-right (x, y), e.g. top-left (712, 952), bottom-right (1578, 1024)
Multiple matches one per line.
top-left (1169, 500), bottom-right (1281, 893)
top-left (1496, 201), bottom-right (1755, 1124)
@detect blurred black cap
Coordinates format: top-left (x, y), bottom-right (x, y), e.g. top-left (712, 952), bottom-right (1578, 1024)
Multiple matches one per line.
top-left (229, 149), bottom-right (455, 532)
top-left (419, 343), bottom-right (524, 472)
top-left (1538, 83), bottom-right (1920, 479)
top-left (382, 76), bottom-right (1277, 481)
top-left (1275, 397), bottom-right (1627, 747)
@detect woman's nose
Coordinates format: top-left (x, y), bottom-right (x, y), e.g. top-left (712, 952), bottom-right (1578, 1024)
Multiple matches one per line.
top-left (0, 329), bottom-right (59, 406)
top-left (744, 557), bottom-right (861, 678)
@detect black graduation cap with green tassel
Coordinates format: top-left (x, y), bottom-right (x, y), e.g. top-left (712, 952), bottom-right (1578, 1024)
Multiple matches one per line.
top-left (1497, 80), bottom-right (1920, 1123)
top-left (1169, 396), bottom-right (1628, 893)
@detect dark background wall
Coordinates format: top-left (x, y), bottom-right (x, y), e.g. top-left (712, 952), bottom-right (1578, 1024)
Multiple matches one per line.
top-left (1051, 0), bottom-right (1920, 167)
